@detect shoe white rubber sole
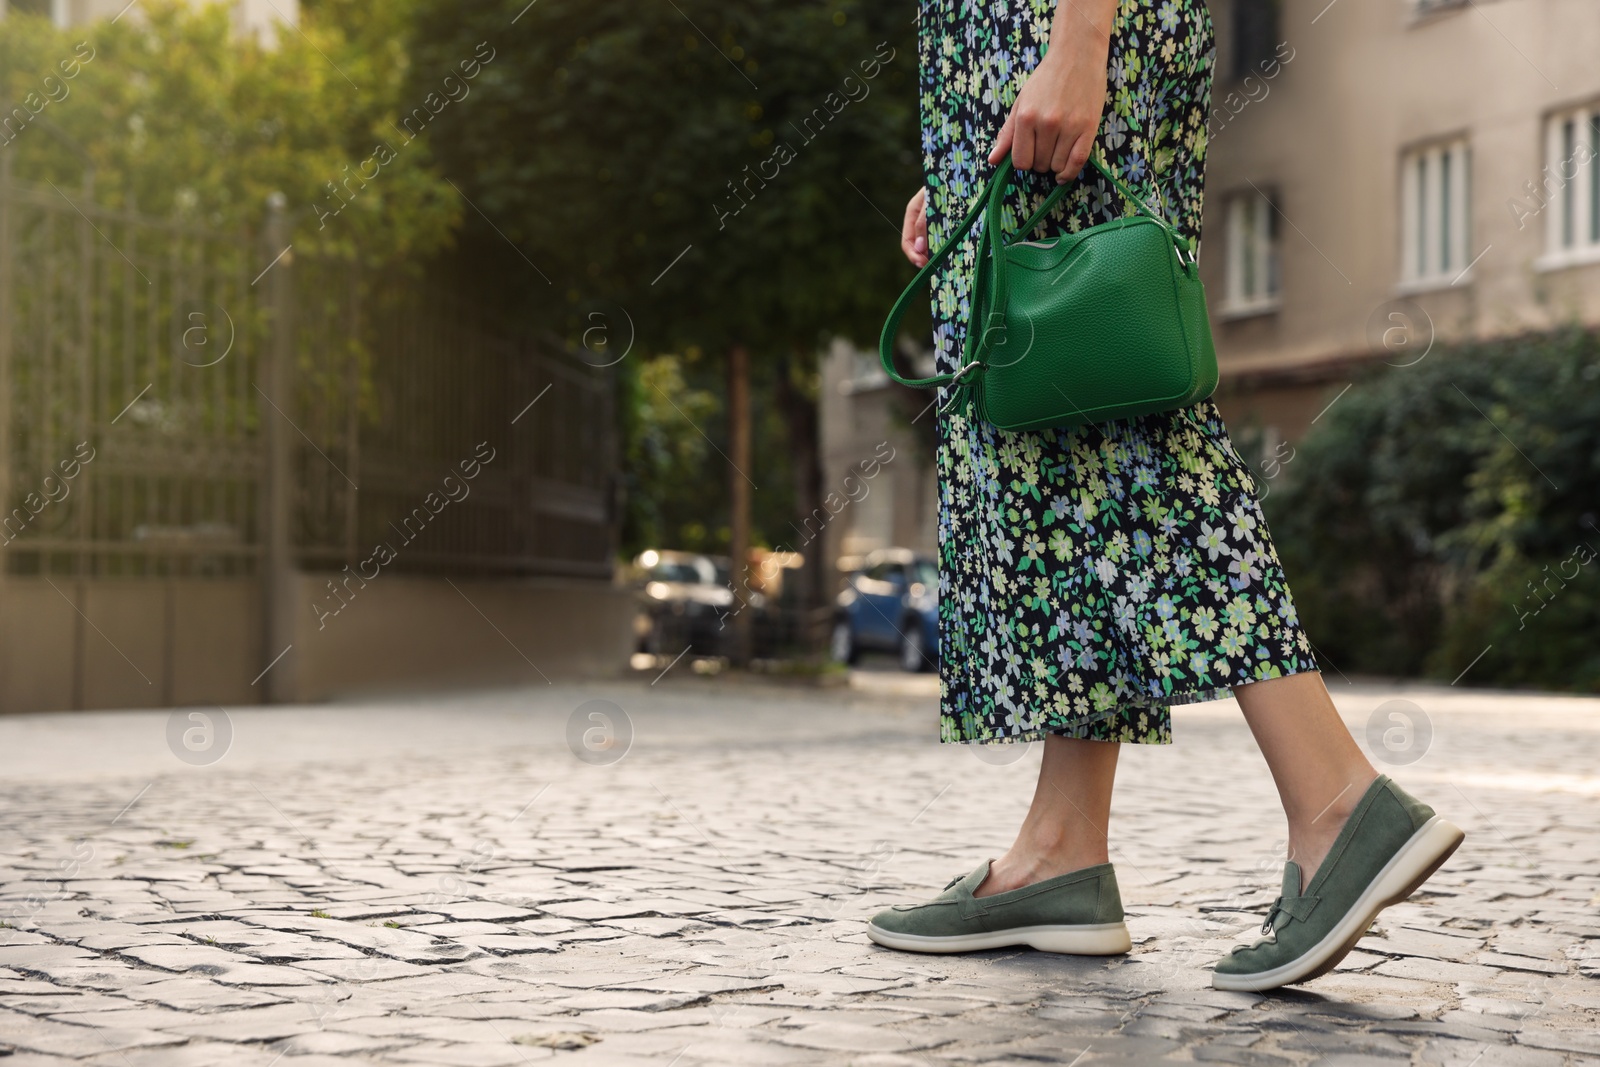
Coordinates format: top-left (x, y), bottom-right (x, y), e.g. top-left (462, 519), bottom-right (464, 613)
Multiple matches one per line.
top-left (1211, 814), bottom-right (1466, 992)
top-left (866, 920), bottom-right (1132, 956)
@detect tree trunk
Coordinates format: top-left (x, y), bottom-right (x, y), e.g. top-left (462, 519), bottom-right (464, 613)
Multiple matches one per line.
top-left (726, 344), bottom-right (753, 667)
top-left (775, 345), bottom-right (824, 649)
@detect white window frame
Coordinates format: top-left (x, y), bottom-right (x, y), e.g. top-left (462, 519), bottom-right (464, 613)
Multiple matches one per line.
top-left (1536, 102), bottom-right (1600, 272)
top-left (1222, 188), bottom-right (1280, 318)
top-left (1399, 137), bottom-right (1472, 291)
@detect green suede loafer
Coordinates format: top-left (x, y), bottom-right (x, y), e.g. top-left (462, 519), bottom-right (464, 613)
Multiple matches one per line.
top-left (866, 861), bottom-right (1131, 955)
top-left (1212, 774), bottom-right (1465, 992)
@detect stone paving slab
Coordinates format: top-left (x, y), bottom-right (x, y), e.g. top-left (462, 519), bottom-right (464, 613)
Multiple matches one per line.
top-left (0, 675), bottom-right (1596, 1064)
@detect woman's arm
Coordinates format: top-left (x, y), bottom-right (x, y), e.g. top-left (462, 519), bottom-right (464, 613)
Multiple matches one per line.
top-left (988, 0), bottom-right (1118, 183)
top-left (900, 0), bottom-right (1118, 266)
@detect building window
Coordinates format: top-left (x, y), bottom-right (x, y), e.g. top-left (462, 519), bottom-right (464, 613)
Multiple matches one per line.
top-left (1223, 189), bottom-right (1280, 315)
top-left (1538, 103), bottom-right (1600, 269)
top-left (1230, 0), bottom-right (1280, 81)
top-left (1400, 138), bottom-right (1471, 288)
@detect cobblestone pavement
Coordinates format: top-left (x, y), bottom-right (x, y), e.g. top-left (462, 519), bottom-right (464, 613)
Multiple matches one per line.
top-left (1, 671), bottom-right (1597, 1066)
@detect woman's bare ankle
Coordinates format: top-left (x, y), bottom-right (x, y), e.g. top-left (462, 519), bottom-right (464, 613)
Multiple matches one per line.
top-left (975, 841), bottom-right (1109, 897)
top-left (1286, 768), bottom-right (1379, 889)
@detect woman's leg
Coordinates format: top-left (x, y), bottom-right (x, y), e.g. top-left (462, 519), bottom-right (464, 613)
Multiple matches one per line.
top-left (868, 731), bottom-right (1132, 955)
top-left (1233, 670), bottom-right (1378, 890)
top-left (976, 735), bottom-right (1119, 897)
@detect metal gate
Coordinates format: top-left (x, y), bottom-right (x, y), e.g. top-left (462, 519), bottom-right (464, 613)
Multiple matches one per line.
top-left (0, 156), bottom-right (617, 704)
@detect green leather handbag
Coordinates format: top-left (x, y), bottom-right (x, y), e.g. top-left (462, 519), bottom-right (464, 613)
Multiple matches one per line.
top-left (879, 152), bottom-right (1218, 432)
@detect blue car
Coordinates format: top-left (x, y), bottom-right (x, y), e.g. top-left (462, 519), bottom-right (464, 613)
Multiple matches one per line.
top-left (830, 549), bottom-right (939, 672)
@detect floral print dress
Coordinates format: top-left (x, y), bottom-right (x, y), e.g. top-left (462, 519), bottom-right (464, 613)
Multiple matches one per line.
top-left (920, 0), bottom-right (1318, 746)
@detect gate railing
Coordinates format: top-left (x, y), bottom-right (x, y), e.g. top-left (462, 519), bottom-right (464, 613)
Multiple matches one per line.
top-left (0, 157), bottom-right (616, 589)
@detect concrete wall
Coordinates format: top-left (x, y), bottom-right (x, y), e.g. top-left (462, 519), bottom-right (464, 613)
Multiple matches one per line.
top-left (0, 574), bottom-right (631, 713)
top-left (0, 578), bottom-right (260, 713)
top-left (282, 574), bottom-right (634, 702)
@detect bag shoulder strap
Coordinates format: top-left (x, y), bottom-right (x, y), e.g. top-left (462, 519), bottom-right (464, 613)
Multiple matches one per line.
top-left (876, 172), bottom-right (993, 389)
top-left (1083, 153), bottom-right (1196, 258)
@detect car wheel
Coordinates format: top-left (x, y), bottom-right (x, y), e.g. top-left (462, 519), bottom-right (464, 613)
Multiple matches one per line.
top-left (899, 623), bottom-right (932, 673)
top-left (829, 618), bottom-right (858, 665)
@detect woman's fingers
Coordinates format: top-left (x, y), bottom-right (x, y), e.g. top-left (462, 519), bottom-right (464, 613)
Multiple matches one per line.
top-left (1056, 132), bottom-right (1093, 185)
top-left (1009, 103), bottom-right (1090, 176)
top-left (1048, 130), bottom-right (1077, 183)
top-left (987, 111), bottom-right (1015, 165)
top-left (1012, 108), bottom-right (1043, 171)
top-left (1013, 110), bottom-right (1100, 181)
top-left (994, 35), bottom-right (1111, 180)
top-left (901, 187), bottom-right (929, 267)
top-left (994, 103), bottom-right (1084, 176)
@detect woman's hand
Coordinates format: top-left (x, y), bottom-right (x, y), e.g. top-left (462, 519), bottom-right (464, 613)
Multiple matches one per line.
top-left (901, 186), bottom-right (929, 267)
top-left (988, 0), bottom-right (1117, 183)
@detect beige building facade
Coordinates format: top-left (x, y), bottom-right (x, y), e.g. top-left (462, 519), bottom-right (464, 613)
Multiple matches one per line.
top-left (817, 340), bottom-right (939, 576)
top-left (1205, 0), bottom-right (1600, 440)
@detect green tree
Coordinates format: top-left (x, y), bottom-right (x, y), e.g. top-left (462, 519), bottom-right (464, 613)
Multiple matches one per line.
top-left (408, 0), bottom-right (922, 632)
top-left (0, 0), bottom-right (458, 262)
top-left (620, 350), bottom-right (801, 557)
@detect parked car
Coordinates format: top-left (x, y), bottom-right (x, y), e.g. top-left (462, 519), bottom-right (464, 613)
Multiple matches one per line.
top-left (830, 549), bottom-right (939, 672)
top-left (631, 550), bottom-right (734, 657)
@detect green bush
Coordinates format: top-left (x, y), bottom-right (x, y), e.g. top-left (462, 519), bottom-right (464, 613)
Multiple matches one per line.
top-left (1266, 325), bottom-right (1600, 691)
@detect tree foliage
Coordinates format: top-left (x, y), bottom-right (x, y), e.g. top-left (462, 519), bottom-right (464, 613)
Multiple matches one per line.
top-left (407, 0), bottom-right (920, 349)
top-left (0, 0), bottom-right (458, 262)
top-left (1267, 326), bottom-right (1600, 690)
top-left (619, 351), bottom-right (803, 555)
